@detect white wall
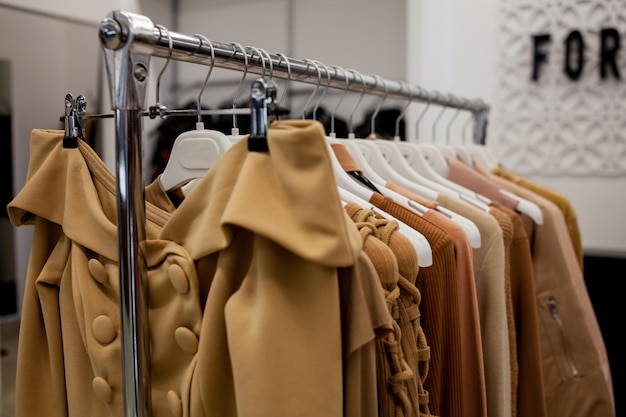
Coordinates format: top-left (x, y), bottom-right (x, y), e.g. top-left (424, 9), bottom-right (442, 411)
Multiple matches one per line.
top-left (408, 0), bottom-right (626, 256)
top-left (172, 0), bottom-right (407, 131)
top-left (406, 0), bottom-right (497, 141)
top-left (0, 0), bottom-right (141, 25)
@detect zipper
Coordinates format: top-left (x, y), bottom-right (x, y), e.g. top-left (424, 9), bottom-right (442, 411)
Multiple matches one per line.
top-left (547, 297), bottom-right (579, 376)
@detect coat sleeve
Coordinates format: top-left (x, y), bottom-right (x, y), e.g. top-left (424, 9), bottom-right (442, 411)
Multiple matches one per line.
top-left (15, 218), bottom-right (69, 417)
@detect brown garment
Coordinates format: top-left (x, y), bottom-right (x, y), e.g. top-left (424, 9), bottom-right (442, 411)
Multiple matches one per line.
top-left (366, 193), bottom-right (465, 417)
top-left (388, 184), bottom-right (488, 416)
top-left (159, 120), bottom-right (365, 417)
top-left (346, 202), bottom-right (436, 417)
top-left (147, 144), bottom-right (391, 417)
top-left (477, 167), bottom-right (615, 417)
top-left (145, 176), bottom-right (180, 213)
top-left (420, 208), bottom-right (487, 417)
top-left (486, 205), bottom-right (518, 417)
top-left (445, 155), bottom-right (519, 211)
top-left (347, 210), bottom-right (410, 417)
top-left (490, 201), bottom-right (548, 417)
top-left (436, 193), bottom-right (511, 417)
top-left (338, 251), bottom-right (395, 417)
top-left (331, 145), bottom-right (463, 417)
top-left (491, 165), bottom-right (583, 270)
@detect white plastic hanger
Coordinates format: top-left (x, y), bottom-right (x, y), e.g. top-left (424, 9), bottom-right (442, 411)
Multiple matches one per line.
top-left (333, 75), bottom-right (437, 201)
top-left (465, 149), bottom-right (543, 224)
top-left (434, 101), bottom-right (475, 166)
top-left (461, 107), bottom-right (498, 171)
top-left (336, 71), bottom-right (432, 216)
top-left (374, 89), bottom-right (485, 247)
top-left (435, 144), bottom-right (457, 159)
top-left (407, 94), bottom-right (492, 208)
top-left (428, 104), bottom-right (458, 168)
top-left (158, 34), bottom-right (232, 193)
top-left (380, 141), bottom-right (480, 248)
top-left (389, 98), bottom-right (467, 198)
top-left (330, 140), bottom-right (436, 267)
top-left (335, 77), bottom-right (479, 249)
top-left (325, 139), bottom-right (433, 267)
top-left (189, 76), bottom-right (276, 174)
top-left (351, 80), bottom-right (441, 201)
top-left (444, 105), bottom-right (544, 225)
top-left (375, 140), bottom-right (443, 199)
top-left (320, 66), bottom-right (432, 266)
top-left (161, 123), bottom-right (231, 191)
top-left (463, 147), bottom-right (545, 224)
top-left (467, 144), bottom-right (498, 172)
top-left (446, 113), bottom-right (476, 166)
top-left (395, 96), bottom-right (493, 214)
top-left (447, 112), bottom-right (544, 224)
top-left (338, 187), bottom-right (433, 268)
top-left (412, 143), bottom-right (451, 177)
top-left (451, 144), bottom-right (475, 166)
top-left (462, 109), bottom-right (498, 173)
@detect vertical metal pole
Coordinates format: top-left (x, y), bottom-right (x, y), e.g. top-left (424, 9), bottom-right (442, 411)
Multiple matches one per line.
top-left (473, 109), bottom-right (488, 144)
top-left (285, 0), bottom-right (295, 109)
top-left (115, 108), bottom-right (150, 417)
top-left (100, 10), bottom-right (154, 417)
top-left (170, 0), bottom-right (180, 105)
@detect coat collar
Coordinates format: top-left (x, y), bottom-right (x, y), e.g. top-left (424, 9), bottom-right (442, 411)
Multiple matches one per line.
top-left (7, 129), bottom-right (170, 262)
top-left (160, 120), bottom-right (363, 267)
top-left (9, 122), bottom-right (363, 268)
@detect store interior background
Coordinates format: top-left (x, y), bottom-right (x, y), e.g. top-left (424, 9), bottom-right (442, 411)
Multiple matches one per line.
top-left (1, 1), bottom-right (624, 416)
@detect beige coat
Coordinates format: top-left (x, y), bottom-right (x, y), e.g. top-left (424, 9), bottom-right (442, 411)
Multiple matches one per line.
top-left (9, 121), bottom-right (364, 417)
top-left (477, 167), bottom-right (615, 417)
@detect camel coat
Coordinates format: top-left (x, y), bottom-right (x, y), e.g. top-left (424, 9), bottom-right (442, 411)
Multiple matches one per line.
top-left (9, 121), bottom-right (363, 417)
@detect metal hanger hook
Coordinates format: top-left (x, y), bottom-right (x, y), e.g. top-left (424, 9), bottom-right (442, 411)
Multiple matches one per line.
top-left (276, 53), bottom-right (291, 107)
top-left (153, 24), bottom-right (173, 118)
top-left (445, 95), bottom-right (461, 143)
top-left (370, 74), bottom-right (388, 137)
top-left (229, 42), bottom-right (248, 129)
top-left (346, 68), bottom-right (366, 135)
top-left (462, 112), bottom-right (474, 144)
top-left (229, 42), bottom-right (249, 108)
top-left (194, 34), bottom-right (215, 123)
top-left (329, 65), bottom-right (349, 136)
top-left (312, 60), bottom-right (332, 120)
top-left (415, 91), bottom-right (432, 141)
top-left (259, 48), bottom-right (273, 80)
top-left (301, 59), bottom-right (322, 119)
top-left (431, 91), bottom-right (448, 141)
top-left (394, 81), bottom-right (416, 140)
top-left (246, 46), bottom-right (266, 79)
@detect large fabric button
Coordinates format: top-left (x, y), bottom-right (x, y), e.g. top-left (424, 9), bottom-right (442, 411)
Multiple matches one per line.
top-left (174, 327), bottom-right (199, 354)
top-left (169, 264), bottom-right (189, 294)
top-left (93, 315), bottom-right (117, 345)
top-left (88, 259), bottom-right (108, 285)
top-left (167, 390), bottom-right (182, 417)
top-left (92, 377), bottom-right (113, 403)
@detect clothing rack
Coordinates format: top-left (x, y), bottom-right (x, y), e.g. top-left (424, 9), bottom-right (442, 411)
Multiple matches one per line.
top-left (98, 9), bottom-right (491, 417)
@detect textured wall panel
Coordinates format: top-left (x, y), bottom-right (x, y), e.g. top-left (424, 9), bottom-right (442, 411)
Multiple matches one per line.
top-left (493, 0), bottom-right (626, 176)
